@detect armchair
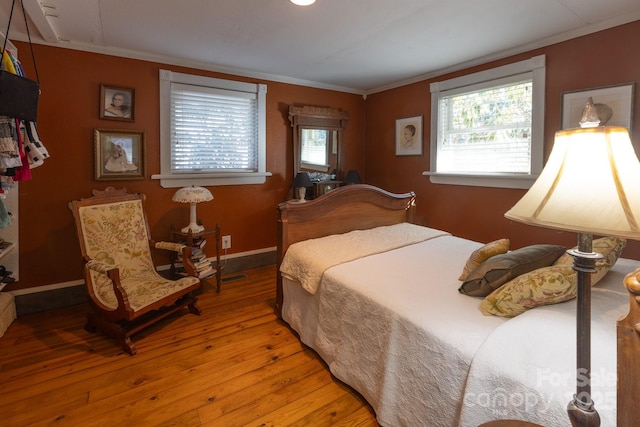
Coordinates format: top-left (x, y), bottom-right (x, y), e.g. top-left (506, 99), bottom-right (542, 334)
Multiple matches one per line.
top-left (69, 187), bottom-right (202, 355)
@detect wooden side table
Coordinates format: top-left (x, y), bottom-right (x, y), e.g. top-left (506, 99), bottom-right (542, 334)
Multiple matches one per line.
top-left (170, 223), bottom-right (223, 292)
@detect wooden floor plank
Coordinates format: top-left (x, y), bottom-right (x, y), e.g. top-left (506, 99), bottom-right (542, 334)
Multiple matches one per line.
top-left (0, 266), bottom-right (380, 426)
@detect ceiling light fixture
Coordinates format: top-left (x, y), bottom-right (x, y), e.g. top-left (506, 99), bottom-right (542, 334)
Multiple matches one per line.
top-left (290, 0), bottom-right (316, 6)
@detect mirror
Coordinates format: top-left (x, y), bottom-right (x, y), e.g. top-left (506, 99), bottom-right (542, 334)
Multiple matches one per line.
top-left (289, 105), bottom-right (349, 182)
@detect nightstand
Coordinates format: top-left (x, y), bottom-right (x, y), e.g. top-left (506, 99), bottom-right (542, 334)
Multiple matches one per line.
top-left (170, 223), bottom-right (223, 292)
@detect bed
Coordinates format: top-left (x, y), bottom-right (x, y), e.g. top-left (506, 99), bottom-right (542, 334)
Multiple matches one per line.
top-left (275, 184), bottom-right (640, 427)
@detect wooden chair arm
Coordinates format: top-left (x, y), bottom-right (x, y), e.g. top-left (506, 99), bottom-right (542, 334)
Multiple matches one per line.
top-left (154, 241), bottom-right (186, 253)
top-left (86, 259), bottom-right (117, 274)
top-left (85, 260), bottom-right (132, 314)
top-left (151, 240), bottom-right (196, 277)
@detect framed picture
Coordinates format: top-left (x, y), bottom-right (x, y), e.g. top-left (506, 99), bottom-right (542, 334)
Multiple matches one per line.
top-left (100, 84), bottom-right (135, 121)
top-left (561, 83), bottom-right (635, 131)
top-left (395, 115), bottom-right (423, 156)
top-left (94, 129), bottom-right (145, 180)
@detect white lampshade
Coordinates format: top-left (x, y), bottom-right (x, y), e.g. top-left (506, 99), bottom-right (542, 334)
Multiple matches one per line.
top-left (172, 186), bottom-right (213, 233)
top-left (505, 126), bottom-right (640, 239)
top-left (290, 0), bottom-right (316, 5)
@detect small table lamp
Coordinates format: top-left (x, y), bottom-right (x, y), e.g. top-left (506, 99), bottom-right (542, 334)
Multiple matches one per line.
top-left (172, 185), bottom-right (213, 233)
top-left (343, 170), bottom-right (362, 184)
top-left (505, 125), bottom-right (640, 427)
top-left (293, 172), bottom-right (313, 202)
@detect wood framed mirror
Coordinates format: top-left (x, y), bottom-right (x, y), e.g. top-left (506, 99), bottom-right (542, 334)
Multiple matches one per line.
top-left (288, 105), bottom-right (349, 181)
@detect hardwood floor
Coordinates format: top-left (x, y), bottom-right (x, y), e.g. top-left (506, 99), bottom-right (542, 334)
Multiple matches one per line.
top-left (0, 266), bottom-right (379, 426)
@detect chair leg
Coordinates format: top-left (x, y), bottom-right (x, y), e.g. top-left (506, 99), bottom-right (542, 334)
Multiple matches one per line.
top-left (121, 337), bottom-right (137, 356)
top-left (188, 299), bottom-right (202, 316)
top-left (87, 312), bottom-right (137, 355)
top-left (84, 314), bottom-right (97, 333)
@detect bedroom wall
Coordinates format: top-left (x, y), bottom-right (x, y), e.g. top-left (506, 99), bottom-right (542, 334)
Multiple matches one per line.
top-left (6, 43), bottom-right (366, 292)
top-left (7, 20), bottom-right (640, 296)
top-left (364, 20), bottom-right (640, 260)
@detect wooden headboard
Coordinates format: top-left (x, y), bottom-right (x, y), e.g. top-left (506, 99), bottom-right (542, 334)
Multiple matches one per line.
top-left (275, 184), bottom-right (416, 317)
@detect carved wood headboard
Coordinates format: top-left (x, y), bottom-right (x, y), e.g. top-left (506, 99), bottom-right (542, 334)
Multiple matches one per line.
top-left (275, 184), bottom-right (415, 317)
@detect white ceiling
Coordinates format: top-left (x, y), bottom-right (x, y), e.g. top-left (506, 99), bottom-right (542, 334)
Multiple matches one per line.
top-left (2, 0), bottom-right (640, 94)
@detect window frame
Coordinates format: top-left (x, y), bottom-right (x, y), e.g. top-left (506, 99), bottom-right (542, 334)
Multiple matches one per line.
top-left (152, 69), bottom-right (270, 188)
top-left (424, 55), bottom-right (546, 189)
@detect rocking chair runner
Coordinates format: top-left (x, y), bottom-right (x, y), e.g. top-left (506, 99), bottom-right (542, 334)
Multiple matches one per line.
top-left (69, 187), bottom-right (202, 355)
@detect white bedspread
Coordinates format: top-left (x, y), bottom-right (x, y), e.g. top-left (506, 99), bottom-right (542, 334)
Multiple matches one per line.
top-left (280, 222), bottom-right (449, 294)
top-left (281, 227), bottom-right (640, 426)
top-left (283, 232), bottom-right (506, 426)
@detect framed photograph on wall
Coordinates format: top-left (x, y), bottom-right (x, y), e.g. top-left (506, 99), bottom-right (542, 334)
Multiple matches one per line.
top-left (100, 84), bottom-right (135, 121)
top-left (94, 129), bottom-right (145, 180)
top-left (561, 83), bottom-right (635, 131)
top-left (395, 115), bottom-right (423, 156)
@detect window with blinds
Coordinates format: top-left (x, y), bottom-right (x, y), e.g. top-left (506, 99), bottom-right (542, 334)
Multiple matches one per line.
top-left (154, 70), bottom-right (269, 188)
top-left (170, 83), bottom-right (258, 172)
top-left (427, 55), bottom-right (546, 189)
top-left (437, 78), bottom-right (533, 174)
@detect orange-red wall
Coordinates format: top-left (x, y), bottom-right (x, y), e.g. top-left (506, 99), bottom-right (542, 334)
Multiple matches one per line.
top-left (365, 20), bottom-right (640, 260)
top-left (8, 20), bottom-right (640, 292)
top-left (7, 44), bottom-right (365, 291)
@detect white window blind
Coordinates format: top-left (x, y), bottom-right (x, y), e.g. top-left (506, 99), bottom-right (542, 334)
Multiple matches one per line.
top-left (427, 54), bottom-right (545, 189)
top-left (154, 70), bottom-right (269, 188)
top-left (170, 83), bottom-right (258, 173)
top-left (437, 78), bottom-right (533, 174)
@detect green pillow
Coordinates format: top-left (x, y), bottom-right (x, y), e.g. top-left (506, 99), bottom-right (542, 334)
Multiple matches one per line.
top-left (459, 244), bottom-right (566, 297)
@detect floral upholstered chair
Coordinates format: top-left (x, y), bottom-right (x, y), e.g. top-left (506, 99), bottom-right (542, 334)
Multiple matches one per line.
top-left (69, 187), bottom-right (202, 355)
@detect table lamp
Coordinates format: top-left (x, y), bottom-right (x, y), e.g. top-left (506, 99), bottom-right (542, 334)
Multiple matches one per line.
top-left (505, 124), bottom-right (640, 426)
top-left (293, 172), bottom-right (312, 202)
top-left (343, 170), bottom-right (362, 184)
top-left (172, 185), bottom-right (213, 233)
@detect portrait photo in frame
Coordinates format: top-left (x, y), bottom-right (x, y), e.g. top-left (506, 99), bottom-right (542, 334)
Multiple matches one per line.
top-left (561, 83), bottom-right (635, 131)
top-left (100, 84), bottom-right (135, 121)
top-left (396, 115), bottom-right (423, 156)
top-left (94, 129), bottom-right (145, 180)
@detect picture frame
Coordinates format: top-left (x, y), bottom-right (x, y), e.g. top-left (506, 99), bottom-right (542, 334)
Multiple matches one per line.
top-left (561, 82), bottom-right (635, 131)
top-left (100, 84), bottom-right (135, 121)
top-left (395, 115), bottom-right (423, 156)
top-left (94, 129), bottom-right (145, 180)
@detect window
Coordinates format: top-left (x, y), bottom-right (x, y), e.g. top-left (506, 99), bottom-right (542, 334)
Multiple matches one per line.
top-left (153, 70), bottom-right (270, 187)
top-left (425, 55), bottom-right (545, 189)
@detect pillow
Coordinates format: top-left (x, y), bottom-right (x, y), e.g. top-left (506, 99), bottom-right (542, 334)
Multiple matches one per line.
top-left (481, 236), bottom-right (627, 318)
top-left (458, 238), bottom-right (510, 281)
top-left (458, 244), bottom-right (566, 297)
top-left (480, 265), bottom-right (575, 318)
top-left (553, 236), bottom-right (626, 285)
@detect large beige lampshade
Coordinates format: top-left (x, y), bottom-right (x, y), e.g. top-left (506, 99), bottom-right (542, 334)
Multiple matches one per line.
top-left (172, 186), bottom-right (213, 233)
top-left (505, 126), bottom-right (640, 239)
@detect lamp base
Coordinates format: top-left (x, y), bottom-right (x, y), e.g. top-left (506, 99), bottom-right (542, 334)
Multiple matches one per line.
top-left (567, 398), bottom-right (600, 427)
top-left (181, 223), bottom-right (205, 234)
top-left (295, 186), bottom-right (307, 202)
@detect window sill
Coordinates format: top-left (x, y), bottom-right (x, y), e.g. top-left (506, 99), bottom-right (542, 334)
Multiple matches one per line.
top-left (422, 171), bottom-right (537, 189)
top-left (151, 172), bottom-right (272, 188)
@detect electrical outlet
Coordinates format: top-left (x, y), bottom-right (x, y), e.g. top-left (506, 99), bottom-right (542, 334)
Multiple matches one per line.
top-left (222, 235), bottom-right (231, 249)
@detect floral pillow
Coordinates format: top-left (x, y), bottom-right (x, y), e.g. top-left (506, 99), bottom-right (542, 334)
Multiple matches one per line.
top-left (552, 236), bottom-right (627, 284)
top-left (458, 238), bottom-right (510, 281)
top-left (481, 236), bottom-right (627, 318)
